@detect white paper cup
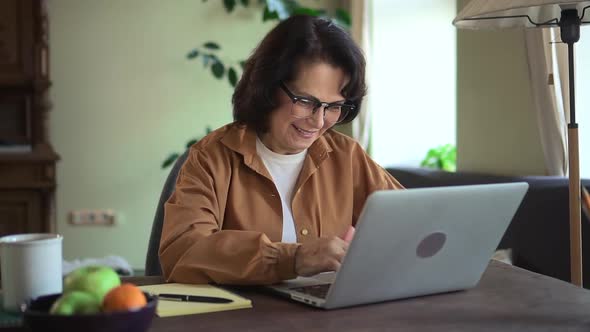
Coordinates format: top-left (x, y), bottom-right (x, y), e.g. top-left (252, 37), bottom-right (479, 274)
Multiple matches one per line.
top-left (0, 233), bottom-right (63, 312)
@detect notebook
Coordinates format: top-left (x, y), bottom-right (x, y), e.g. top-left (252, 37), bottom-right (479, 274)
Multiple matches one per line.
top-left (139, 283), bottom-right (252, 317)
top-left (265, 183), bottom-right (529, 309)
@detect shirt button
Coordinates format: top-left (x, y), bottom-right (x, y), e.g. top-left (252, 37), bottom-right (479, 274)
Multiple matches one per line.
top-left (301, 228), bottom-right (309, 236)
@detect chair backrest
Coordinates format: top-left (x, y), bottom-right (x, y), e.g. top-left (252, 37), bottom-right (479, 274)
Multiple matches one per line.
top-left (145, 150), bottom-right (190, 276)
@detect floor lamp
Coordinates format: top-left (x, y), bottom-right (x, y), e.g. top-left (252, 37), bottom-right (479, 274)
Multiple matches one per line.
top-left (454, 0), bottom-right (590, 287)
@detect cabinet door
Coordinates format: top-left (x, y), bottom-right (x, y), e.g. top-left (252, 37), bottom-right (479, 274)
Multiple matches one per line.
top-left (0, 190), bottom-right (42, 237)
top-left (0, 0), bottom-right (34, 84)
top-left (0, 92), bottom-right (32, 145)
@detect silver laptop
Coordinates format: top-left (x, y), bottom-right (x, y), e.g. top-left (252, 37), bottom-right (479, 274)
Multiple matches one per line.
top-left (266, 183), bottom-right (528, 309)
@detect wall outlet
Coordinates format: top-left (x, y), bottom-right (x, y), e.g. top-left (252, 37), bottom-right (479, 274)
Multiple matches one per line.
top-left (68, 209), bottom-right (116, 226)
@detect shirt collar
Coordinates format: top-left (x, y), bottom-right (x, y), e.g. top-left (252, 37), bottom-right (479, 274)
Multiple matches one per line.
top-left (221, 123), bottom-right (333, 167)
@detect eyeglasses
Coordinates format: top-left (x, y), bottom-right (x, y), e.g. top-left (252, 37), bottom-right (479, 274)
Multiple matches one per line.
top-left (279, 82), bottom-right (355, 124)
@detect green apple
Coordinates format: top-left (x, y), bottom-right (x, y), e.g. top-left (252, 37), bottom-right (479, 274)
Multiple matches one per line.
top-left (49, 291), bottom-right (101, 315)
top-left (63, 266), bottom-right (121, 302)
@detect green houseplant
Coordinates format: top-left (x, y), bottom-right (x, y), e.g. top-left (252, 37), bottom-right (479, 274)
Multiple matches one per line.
top-left (420, 144), bottom-right (456, 172)
top-left (188, 0), bottom-right (351, 88)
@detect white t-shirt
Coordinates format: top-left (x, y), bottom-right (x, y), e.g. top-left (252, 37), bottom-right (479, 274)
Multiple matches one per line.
top-left (256, 136), bottom-right (307, 243)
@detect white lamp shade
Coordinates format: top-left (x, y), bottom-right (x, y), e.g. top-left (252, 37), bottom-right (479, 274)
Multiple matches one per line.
top-left (453, 0), bottom-right (590, 29)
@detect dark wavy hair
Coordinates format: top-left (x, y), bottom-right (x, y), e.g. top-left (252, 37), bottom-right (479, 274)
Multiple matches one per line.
top-left (232, 15), bottom-right (367, 133)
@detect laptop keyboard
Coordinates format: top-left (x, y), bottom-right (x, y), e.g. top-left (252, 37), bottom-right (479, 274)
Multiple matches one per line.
top-left (290, 284), bottom-right (331, 299)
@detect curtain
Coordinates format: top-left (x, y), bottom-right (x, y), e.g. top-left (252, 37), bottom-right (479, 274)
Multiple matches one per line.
top-left (524, 27), bottom-right (569, 176)
top-left (349, 0), bottom-right (372, 149)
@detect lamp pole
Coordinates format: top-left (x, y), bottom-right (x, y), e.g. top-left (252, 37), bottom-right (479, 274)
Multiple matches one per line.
top-left (454, 0), bottom-right (590, 288)
top-left (559, 8), bottom-right (583, 287)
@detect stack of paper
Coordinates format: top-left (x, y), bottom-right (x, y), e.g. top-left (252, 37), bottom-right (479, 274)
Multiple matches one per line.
top-left (139, 283), bottom-right (252, 317)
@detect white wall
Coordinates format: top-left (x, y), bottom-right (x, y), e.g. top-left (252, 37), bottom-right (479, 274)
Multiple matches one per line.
top-left (48, 0), bottom-right (276, 269)
top-left (370, 0), bottom-right (457, 167)
top-left (456, 0), bottom-right (546, 175)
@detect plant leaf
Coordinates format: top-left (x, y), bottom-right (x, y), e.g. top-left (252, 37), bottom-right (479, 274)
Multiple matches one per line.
top-left (223, 0), bottom-right (236, 12)
top-left (203, 42), bottom-right (220, 50)
top-left (239, 60), bottom-right (246, 69)
top-left (228, 67), bottom-right (238, 87)
top-left (202, 54), bottom-right (211, 67)
top-left (293, 7), bottom-right (324, 17)
top-left (208, 54), bottom-right (221, 63)
top-left (162, 153), bottom-right (180, 169)
top-left (185, 139), bottom-right (198, 149)
top-left (206, 126), bottom-right (213, 134)
top-left (262, 5), bottom-right (280, 21)
top-left (266, 0), bottom-right (289, 19)
top-left (240, 0), bottom-right (249, 5)
top-left (265, 0), bottom-right (298, 20)
top-left (211, 61), bottom-right (225, 79)
top-left (202, 54), bottom-right (221, 68)
top-left (186, 49), bottom-right (199, 59)
top-left (335, 8), bottom-right (352, 27)
top-left (420, 144), bottom-right (456, 171)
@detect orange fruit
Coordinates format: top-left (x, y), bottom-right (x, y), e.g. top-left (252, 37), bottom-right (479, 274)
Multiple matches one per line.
top-left (102, 283), bottom-right (147, 312)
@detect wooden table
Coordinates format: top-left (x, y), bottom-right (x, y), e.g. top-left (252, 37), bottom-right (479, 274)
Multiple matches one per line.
top-left (6, 260), bottom-right (590, 331)
top-left (128, 260), bottom-right (590, 331)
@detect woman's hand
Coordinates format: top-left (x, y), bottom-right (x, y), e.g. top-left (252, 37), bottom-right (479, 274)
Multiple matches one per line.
top-left (294, 236), bottom-right (349, 277)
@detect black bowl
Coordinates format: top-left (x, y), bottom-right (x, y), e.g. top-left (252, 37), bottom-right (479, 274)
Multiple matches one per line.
top-left (23, 292), bottom-right (157, 332)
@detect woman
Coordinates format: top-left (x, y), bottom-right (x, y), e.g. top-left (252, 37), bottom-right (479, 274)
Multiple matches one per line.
top-left (159, 15), bottom-right (403, 285)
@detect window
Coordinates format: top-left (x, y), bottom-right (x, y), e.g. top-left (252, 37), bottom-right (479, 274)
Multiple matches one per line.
top-left (369, 0), bottom-right (457, 168)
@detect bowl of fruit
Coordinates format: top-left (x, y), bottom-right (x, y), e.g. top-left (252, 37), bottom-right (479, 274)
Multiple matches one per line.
top-left (23, 266), bottom-right (157, 332)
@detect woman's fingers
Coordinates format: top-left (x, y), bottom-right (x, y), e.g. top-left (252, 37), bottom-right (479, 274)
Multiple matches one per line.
top-left (341, 225), bottom-right (356, 243)
top-left (295, 237), bottom-right (349, 276)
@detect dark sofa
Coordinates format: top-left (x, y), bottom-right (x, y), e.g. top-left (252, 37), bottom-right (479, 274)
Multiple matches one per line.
top-left (387, 167), bottom-right (590, 287)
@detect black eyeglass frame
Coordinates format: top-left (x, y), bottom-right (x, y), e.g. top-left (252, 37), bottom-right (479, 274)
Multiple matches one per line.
top-left (279, 82), bottom-right (355, 124)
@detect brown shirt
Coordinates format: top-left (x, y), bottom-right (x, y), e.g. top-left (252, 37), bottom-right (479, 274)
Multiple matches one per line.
top-left (159, 123), bottom-right (404, 285)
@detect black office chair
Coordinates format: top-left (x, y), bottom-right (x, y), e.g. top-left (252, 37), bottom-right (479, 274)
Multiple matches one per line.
top-left (145, 150), bottom-right (190, 276)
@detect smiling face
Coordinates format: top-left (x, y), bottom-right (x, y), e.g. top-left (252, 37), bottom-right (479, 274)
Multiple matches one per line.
top-left (259, 61), bottom-right (349, 155)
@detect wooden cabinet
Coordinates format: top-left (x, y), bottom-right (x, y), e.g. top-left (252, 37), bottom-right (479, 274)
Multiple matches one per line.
top-left (0, 0), bottom-right (58, 237)
top-left (0, 0), bottom-right (35, 85)
top-left (0, 191), bottom-right (42, 235)
top-left (0, 91), bottom-right (33, 145)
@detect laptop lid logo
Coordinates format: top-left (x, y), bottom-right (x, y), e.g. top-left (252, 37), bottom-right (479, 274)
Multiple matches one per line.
top-left (416, 232), bottom-right (446, 258)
